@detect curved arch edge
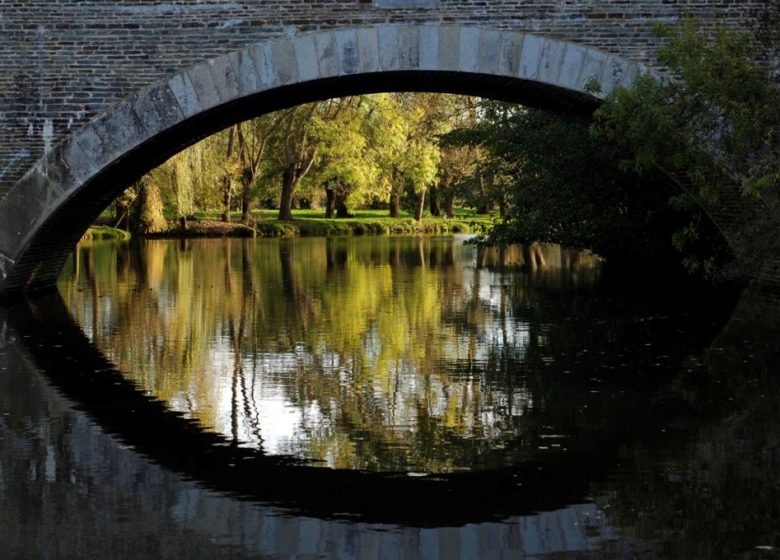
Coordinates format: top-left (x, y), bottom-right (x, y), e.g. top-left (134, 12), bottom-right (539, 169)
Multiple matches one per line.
top-left (0, 23), bottom-right (642, 300)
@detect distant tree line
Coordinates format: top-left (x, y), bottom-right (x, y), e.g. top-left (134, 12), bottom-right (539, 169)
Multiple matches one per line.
top-left (120, 93), bottom-right (493, 233)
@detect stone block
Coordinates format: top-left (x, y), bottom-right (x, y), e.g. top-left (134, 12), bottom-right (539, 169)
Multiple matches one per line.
top-left (437, 25), bottom-right (461, 72)
top-left (497, 31), bottom-right (524, 77)
top-left (557, 43), bottom-right (588, 92)
top-left (378, 25), bottom-right (400, 71)
top-left (253, 43), bottom-right (280, 89)
top-left (336, 29), bottom-right (359, 76)
top-left (72, 102), bottom-right (147, 168)
top-left (599, 55), bottom-right (631, 96)
top-left (45, 136), bottom-right (97, 193)
top-left (620, 61), bottom-right (642, 89)
top-left (477, 29), bottom-right (502, 76)
top-left (207, 55), bottom-right (240, 103)
top-left (314, 31), bottom-right (339, 78)
top-left (185, 63), bottom-right (222, 112)
top-left (518, 33), bottom-right (545, 80)
top-left (458, 26), bottom-right (480, 73)
top-left (271, 39), bottom-right (299, 86)
top-left (294, 35), bottom-right (319, 82)
top-left (418, 25), bottom-right (439, 71)
top-left (398, 26), bottom-right (420, 71)
top-left (229, 48), bottom-right (262, 96)
top-left (130, 82), bottom-right (185, 137)
top-left (0, 253), bottom-right (13, 283)
top-left (168, 72), bottom-right (202, 119)
top-left (536, 37), bottom-right (567, 85)
top-left (575, 48), bottom-right (610, 97)
top-left (356, 27), bottom-right (380, 74)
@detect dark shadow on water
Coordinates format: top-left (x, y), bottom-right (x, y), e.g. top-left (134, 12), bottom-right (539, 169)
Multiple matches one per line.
top-left (3, 281), bottom-right (747, 528)
top-left (6, 292), bottom-right (609, 526)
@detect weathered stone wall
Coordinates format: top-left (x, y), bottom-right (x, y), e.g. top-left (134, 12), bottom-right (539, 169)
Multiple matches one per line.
top-left (0, 0), bottom-right (777, 200)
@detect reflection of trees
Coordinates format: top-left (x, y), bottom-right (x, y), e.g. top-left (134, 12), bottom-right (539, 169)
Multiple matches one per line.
top-left (58, 237), bottom-right (723, 474)
top-left (51, 244), bottom-right (780, 553)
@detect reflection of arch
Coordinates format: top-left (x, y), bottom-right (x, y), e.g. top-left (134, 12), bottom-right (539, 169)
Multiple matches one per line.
top-left (9, 292), bottom-right (603, 525)
top-left (0, 24), bottom-right (641, 300)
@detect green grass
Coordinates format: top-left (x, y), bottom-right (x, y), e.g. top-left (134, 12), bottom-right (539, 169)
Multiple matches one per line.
top-left (96, 208), bottom-right (497, 239)
top-left (82, 226), bottom-right (132, 241)
top-left (248, 208), bottom-right (495, 237)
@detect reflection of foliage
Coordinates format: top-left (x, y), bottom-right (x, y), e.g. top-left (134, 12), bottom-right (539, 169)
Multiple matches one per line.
top-left (60, 238), bottom-right (727, 475)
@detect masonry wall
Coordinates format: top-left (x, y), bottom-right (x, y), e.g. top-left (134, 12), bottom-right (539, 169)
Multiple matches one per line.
top-left (1, 0), bottom-right (778, 200)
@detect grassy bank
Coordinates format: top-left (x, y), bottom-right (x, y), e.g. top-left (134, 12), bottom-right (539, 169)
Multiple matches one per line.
top-left (95, 209), bottom-right (495, 239)
top-left (82, 226), bottom-right (132, 241)
top-left (252, 210), bottom-right (492, 237)
top-left (198, 209), bottom-right (495, 238)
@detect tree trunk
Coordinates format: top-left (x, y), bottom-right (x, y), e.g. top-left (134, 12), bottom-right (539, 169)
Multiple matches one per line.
top-left (499, 198), bottom-right (507, 219)
top-left (325, 187), bottom-right (336, 219)
top-left (222, 175), bottom-right (232, 223)
top-left (279, 241), bottom-right (298, 301)
top-left (129, 178), bottom-right (167, 235)
top-left (335, 194), bottom-right (350, 218)
top-left (279, 167), bottom-right (296, 221)
top-left (414, 189), bottom-right (426, 221)
top-left (429, 185), bottom-right (440, 216)
top-left (240, 170), bottom-right (252, 225)
top-left (443, 191), bottom-right (455, 218)
top-left (477, 202), bottom-right (493, 215)
top-left (389, 191), bottom-right (401, 218)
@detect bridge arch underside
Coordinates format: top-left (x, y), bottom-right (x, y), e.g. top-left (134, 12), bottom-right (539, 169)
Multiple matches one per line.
top-left (0, 25), bottom-right (640, 302)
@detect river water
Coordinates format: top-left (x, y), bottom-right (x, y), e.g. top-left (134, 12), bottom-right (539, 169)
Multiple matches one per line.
top-left (1, 236), bottom-right (779, 558)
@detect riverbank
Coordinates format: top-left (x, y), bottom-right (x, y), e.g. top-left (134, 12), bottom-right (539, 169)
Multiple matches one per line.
top-left (91, 209), bottom-right (494, 240)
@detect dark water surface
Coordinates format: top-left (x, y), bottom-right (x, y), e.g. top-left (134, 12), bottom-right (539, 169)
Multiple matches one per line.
top-left (2, 236), bottom-right (780, 558)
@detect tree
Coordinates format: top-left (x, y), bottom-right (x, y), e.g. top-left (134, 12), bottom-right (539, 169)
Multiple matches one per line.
top-left (307, 97), bottom-right (378, 218)
top-left (445, 98), bottom-right (729, 271)
top-left (272, 101), bottom-right (362, 221)
top-left (596, 20), bottom-right (780, 201)
top-left (128, 175), bottom-right (167, 235)
top-left (593, 20), bottom-right (780, 275)
top-left (232, 115), bottom-right (284, 225)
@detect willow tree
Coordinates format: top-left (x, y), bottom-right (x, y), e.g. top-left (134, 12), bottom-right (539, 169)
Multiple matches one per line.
top-left (128, 175), bottom-right (167, 235)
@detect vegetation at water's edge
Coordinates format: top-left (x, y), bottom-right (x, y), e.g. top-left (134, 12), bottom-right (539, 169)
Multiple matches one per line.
top-left (97, 20), bottom-right (779, 280)
top-left (82, 226), bottom-right (132, 241)
top-left (97, 208), bottom-right (493, 239)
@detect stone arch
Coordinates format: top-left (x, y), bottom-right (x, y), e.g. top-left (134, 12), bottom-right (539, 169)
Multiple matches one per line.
top-left (0, 23), bottom-right (643, 301)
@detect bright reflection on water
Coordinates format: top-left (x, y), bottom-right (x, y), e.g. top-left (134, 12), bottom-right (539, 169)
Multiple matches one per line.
top-left (56, 235), bottom-right (735, 472)
top-left (1, 235), bottom-right (778, 558)
top-left (59, 237), bottom-right (614, 473)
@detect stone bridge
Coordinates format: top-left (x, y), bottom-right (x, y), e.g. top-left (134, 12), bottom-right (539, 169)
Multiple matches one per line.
top-left (0, 1), bottom-right (778, 299)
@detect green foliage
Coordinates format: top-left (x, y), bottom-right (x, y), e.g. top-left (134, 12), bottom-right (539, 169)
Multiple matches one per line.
top-left (252, 208), bottom-right (489, 238)
top-left (596, 19), bottom-right (780, 202)
top-left (82, 226), bottom-right (132, 241)
top-left (445, 101), bottom-right (716, 267)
